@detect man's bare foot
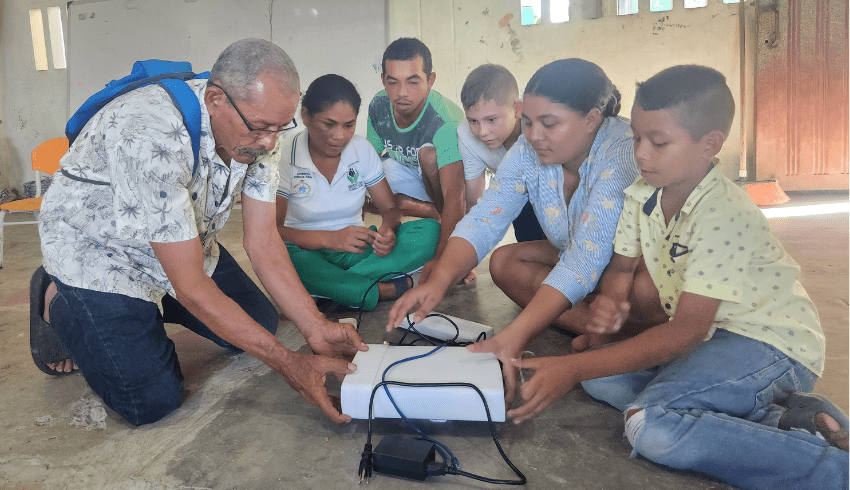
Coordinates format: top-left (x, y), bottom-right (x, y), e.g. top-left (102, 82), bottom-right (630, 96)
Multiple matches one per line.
top-left (42, 282), bottom-right (77, 373)
top-left (47, 359), bottom-right (78, 373)
top-left (43, 281), bottom-right (57, 323)
top-left (816, 413), bottom-right (849, 451)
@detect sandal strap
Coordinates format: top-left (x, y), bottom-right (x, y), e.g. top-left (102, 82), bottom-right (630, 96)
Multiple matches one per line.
top-left (391, 275), bottom-right (411, 298)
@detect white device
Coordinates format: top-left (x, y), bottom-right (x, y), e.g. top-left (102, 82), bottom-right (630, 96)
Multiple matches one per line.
top-left (396, 313), bottom-right (494, 343)
top-left (341, 344), bottom-right (505, 422)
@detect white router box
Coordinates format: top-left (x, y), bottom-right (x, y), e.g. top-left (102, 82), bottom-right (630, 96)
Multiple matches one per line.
top-left (341, 344), bottom-right (505, 422)
top-left (396, 312), bottom-right (494, 343)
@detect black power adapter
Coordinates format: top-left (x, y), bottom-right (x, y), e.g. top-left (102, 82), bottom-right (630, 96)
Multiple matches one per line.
top-left (372, 435), bottom-right (437, 481)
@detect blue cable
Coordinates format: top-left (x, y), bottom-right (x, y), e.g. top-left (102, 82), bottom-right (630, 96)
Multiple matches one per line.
top-left (380, 343), bottom-right (461, 469)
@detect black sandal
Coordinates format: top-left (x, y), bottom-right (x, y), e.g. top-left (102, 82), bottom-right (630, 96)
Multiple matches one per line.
top-left (29, 266), bottom-right (74, 375)
top-left (779, 392), bottom-right (849, 450)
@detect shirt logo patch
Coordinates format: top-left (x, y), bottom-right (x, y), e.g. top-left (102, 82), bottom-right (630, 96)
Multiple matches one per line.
top-left (669, 243), bottom-right (690, 263)
top-left (293, 180), bottom-right (312, 195)
top-left (347, 169), bottom-right (359, 184)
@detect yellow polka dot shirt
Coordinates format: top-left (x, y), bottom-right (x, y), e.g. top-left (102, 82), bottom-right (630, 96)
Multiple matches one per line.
top-left (614, 165), bottom-right (825, 376)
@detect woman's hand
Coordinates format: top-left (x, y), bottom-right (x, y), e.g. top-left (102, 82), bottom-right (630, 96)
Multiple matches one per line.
top-left (331, 226), bottom-right (378, 254)
top-left (385, 280), bottom-right (449, 332)
top-left (506, 356), bottom-right (580, 424)
top-left (372, 225), bottom-right (396, 257)
top-left (466, 333), bottom-right (525, 404)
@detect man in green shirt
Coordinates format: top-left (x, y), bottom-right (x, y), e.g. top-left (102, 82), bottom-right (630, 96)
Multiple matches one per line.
top-left (366, 38), bottom-right (469, 282)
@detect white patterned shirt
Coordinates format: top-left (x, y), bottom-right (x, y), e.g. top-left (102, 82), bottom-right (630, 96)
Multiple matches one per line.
top-left (614, 165), bottom-right (825, 375)
top-left (39, 79), bottom-right (281, 304)
top-left (452, 116), bottom-right (639, 305)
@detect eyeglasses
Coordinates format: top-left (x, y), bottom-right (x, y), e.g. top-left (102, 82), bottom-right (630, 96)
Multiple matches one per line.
top-left (208, 81), bottom-right (298, 136)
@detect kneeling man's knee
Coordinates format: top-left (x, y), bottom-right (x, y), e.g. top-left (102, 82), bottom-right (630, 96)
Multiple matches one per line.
top-left (105, 369), bottom-right (184, 426)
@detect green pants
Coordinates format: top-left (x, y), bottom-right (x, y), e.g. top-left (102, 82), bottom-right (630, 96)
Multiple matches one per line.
top-left (286, 219), bottom-right (440, 310)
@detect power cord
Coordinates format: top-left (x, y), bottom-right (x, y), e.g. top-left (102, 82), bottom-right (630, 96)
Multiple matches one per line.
top-left (358, 343), bottom-right (525, 485)
top-left (356, 271), bottom-right (410, 331)
top-left (352, 268), bottom-right (524, 484)
top-left (360, 379), bottom-right (526, 485)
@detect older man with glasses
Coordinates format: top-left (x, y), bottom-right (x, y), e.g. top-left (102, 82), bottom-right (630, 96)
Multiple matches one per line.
top-left (32, 38), bottom-right (367, 426)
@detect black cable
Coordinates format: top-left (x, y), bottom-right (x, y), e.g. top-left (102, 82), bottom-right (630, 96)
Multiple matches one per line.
top-left (352, 268), bottom-right (522, 484)
top-left (366, 380), bottom-right (526, 485)
top-left (353, 271), bottom-right (480, 348)
top-left (395, 313), bottom-right (492, 348)
top-left (356, 270), bottom-right (411, 331)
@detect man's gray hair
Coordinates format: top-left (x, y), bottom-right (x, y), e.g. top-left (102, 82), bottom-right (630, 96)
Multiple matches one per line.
top-left (208, 38), bottom-right (299, 101)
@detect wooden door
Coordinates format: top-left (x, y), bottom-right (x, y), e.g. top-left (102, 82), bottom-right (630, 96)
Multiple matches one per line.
top-left (754, 0), bottom-right (849, 190)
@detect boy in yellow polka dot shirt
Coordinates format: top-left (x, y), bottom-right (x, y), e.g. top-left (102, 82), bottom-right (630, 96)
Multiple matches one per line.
top-left (509, 65), bottom-right (848, 490)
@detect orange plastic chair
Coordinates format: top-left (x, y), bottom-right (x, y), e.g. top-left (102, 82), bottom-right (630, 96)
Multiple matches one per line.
top-left (0, 137), bottom-right (68, 267)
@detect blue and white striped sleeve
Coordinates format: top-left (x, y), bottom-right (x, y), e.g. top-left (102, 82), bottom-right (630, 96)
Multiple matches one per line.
top-left (542, 133), bottom-right (639, 304)
top-left (450, 142), bottom-right (531, 263)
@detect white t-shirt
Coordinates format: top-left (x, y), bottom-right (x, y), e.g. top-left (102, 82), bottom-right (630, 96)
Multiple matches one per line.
top-left (277, 130), bottom-right (385, 231)
top-left (457, 120), bottom-right (507, 181)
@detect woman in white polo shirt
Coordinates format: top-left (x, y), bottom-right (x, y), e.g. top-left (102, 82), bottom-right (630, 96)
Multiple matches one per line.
top-left (276, 74), bottom-right (439, 310)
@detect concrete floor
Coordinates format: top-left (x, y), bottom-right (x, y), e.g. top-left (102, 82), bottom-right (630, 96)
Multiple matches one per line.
top-left (0, 195), bottom-right (846, 490)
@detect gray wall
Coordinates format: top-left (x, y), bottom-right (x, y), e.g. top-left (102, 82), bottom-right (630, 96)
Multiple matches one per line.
top-left (1, 0), bottom-right (69, 193)
top-left (0, 4), bottom-right (8, 192)
top-left (2, 0), bottom-right (747, 192)
top-left (388, 0), bottom-right (744, 178)
top-left (1, 0), bottom-right (387, 193)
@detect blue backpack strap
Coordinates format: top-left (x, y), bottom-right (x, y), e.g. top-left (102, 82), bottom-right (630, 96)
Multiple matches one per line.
top-left (66, 60), bottom-right (196, 145)
top-left (158, 77), bottom-right (203, 176)
top-left (157, 71), bottom-right (209, 176)
top-left (135, 60), bottom-right (192, 77)
top-left (65, 62), bottom-right (210, 179)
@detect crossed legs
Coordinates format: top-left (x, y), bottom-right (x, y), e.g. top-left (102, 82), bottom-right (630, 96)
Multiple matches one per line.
top-left (582, 330), bottom-right (848, 490)
top-left (489, 241), bottom-right (667, 339)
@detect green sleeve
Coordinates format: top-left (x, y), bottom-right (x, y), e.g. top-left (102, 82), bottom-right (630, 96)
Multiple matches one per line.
top-left (366, 114), bottom-right (384, 155)
top-left (433, 121), bottom-right (462, 168)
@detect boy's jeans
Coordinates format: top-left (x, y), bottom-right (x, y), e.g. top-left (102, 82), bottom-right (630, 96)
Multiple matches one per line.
top-left (581, 329), bottom-right (848, 490)
top-left (48, 245), bottom-right (279, 426)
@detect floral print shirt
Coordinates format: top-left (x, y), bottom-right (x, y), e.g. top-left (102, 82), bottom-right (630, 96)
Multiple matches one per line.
top-left (451, 116), bottom-right (639, 305)
top-left (39, 79), bottom-right (281, 304)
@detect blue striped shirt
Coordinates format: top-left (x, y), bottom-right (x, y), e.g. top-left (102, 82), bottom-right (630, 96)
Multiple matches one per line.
top-left (451, 116), bottom-right (639, 304)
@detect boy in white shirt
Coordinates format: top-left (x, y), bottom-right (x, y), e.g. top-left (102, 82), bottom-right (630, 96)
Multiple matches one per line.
top-left (458, 64), bottom-right (544, 242)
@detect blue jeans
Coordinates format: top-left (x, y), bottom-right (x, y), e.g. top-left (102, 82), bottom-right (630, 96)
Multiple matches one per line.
top-left (49, 245), bottom-right (279, 426)
top-left (581, 329), bottom-right (848, 490)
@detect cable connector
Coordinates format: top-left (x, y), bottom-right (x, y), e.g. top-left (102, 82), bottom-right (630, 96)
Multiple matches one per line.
top-left (358, 442), bottom-right (373, 484)
top-left (426, 460), bottom-right (448, 477)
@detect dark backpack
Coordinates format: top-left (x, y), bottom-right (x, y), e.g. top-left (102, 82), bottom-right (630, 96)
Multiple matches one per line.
top-left (65, 60), bottom-right (210, 176)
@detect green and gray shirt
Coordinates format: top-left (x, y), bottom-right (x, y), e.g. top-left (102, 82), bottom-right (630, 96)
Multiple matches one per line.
top-left (366, 89), bottom-right (464, 170)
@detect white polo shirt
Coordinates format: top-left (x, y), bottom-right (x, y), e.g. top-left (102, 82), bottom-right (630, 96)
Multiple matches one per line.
top-left (457, 120), bottom-right (507, 181)
top-left (277, 130), bottom-right (385, 231)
